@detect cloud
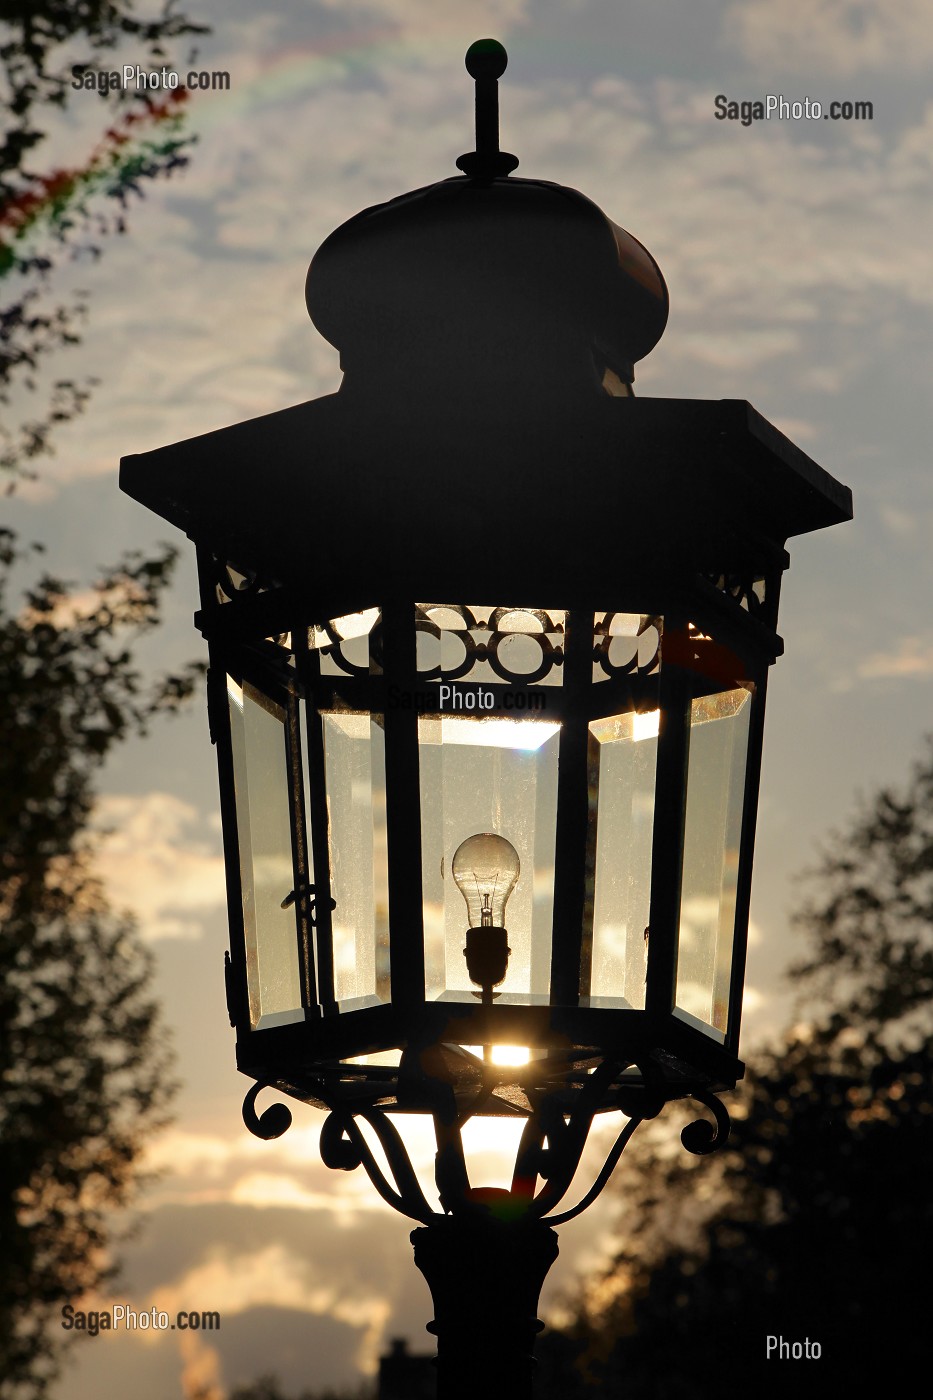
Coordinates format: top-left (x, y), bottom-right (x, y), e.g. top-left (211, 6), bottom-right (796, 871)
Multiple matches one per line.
top-left (92, 793), bottom-right (226, 940)
top-left (724, 0), bottom-right (933, 77)
top-left (80, 1201), bottom-right (422, 1391)
top-left (178, 1331), bottom-right (224, 1400)
top-left (858, 636), bottom-right (933, 679)
top-left (18, 36), bottom-right (933, 494)
top-left (311, 0), bottom-right (529, 37)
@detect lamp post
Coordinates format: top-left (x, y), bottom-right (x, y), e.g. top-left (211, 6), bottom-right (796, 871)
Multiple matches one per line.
top-left (121, 39), bottom-right (851, 1400)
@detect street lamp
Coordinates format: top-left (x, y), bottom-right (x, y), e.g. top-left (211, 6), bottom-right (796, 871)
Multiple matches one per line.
top-left (121, 39), bottom-right (851, 1400)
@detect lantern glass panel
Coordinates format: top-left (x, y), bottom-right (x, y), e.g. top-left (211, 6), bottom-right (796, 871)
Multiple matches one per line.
top-left (227, 676), bottom-right (303, 1029)
top-left (585, 710), bottom-right (659, 1007)
top-left (675, 684), bottom-right (753, 1037)
top-left (419, 714), bottom-right (560, 1001)
top-left (322, 711), bottom-right (390, 1006)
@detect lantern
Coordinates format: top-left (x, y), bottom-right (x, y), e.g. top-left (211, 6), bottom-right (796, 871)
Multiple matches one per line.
top-left (120, 38), bottom-right (851, 1399)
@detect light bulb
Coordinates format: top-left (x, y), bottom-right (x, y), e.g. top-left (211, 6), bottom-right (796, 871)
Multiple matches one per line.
top-left (451, 833), bottom-right (520, 997)
top-left (451, 832), bottom-right (520, 929)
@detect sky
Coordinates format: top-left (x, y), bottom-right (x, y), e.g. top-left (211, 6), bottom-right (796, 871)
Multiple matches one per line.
top-left (5, 1), bottom-right (933, 1396)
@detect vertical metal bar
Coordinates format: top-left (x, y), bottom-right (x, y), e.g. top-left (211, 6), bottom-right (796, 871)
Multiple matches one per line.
top-left (475, 76), bottom-right (500, 161)
top-left (381, 600), bottom-right (426, 1012)
top-left (207, 652), bottom-right (250, 1031)
top-left (283, 667), bottom-right (318, 1016)
top-left (645, 639), bottom-right (690, 1023)
top-left (549, 608), bottom-right (593, 1006)
top-left (302, 644), bottom-right (338, 1015)
top-left (578, 727), bottom-right (599, 1001)
top-left (725, 661), bottom-right (771, 1054)
top-left (724, 565), bottom-right (784, 1050)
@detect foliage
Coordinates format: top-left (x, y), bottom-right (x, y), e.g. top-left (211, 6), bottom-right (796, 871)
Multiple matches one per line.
top-left (561, 740), bottom-right (933, 1398)
top-left (790, 749), bottom-right (933, 1053)
top-left (1, 1), bottom-right (206, 488)
top-left (0, 530), bottom-right (204, 1396)
top-left (1, 1), bottom-right (207, 195)
top-left (1, 3), bottom-right (208, 1394)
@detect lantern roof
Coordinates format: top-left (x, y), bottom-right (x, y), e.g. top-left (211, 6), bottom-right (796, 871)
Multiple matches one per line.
top-left (119, 37), bottom-right (852, 608)
top-left (120, 393), bottom-right (851, 609)
top-left (305, 176), bottom-right (668, 394)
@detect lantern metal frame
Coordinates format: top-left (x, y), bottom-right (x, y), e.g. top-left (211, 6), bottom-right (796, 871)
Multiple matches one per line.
top-left (123, 394), bottom-right (850, 1152)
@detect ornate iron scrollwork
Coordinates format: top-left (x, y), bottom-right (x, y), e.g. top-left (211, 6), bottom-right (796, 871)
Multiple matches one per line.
top-left (680, 1085), bottom-right (731, 1155)
top-left (704, 570), bottom-right (766, 616)
top-left (242, 1080), bottom-right (293, 1141)
top-left (415, 604), bottom-right (565, 686)
top-left (592, 612), bottom-right (662, 682)
top-left (210, 555), bottom-right (278, 605)
top-left (240, 1054), bottom-right (733, 1227)
top-left (309, 610), bottom-right (383, 678)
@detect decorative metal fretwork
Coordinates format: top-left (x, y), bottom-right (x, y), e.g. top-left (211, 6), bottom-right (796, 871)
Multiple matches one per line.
top-left (416, 604), bottom-right (565, 687)
top-left (592, 612), bottom-right (662, 683)
top-left (306, 607), bottom-right (383, 678)
top-left (211, 556), bottom-right (279, 606)
top-left (242, 1050), bottom-right (731, 1227)
top-left (704, 571), bottom-right (767, 617)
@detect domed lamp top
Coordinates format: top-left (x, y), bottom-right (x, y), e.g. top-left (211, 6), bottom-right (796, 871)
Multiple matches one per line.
top-left (305, 39), bottom-right (669, 395)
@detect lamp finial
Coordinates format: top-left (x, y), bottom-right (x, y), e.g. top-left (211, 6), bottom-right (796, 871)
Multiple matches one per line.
top-left (456, 38), bottom-right (519, 178)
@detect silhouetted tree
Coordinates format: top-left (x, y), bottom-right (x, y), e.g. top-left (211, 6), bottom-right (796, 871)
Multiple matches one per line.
top-left (559, 741), bottom-right (933, 1398)
top-left (0, 530), bottom-right (205, 1395)
top-left (1, 4), bottom-right (206, 1394)
top-left (1, 0), bottom-right (207, 486)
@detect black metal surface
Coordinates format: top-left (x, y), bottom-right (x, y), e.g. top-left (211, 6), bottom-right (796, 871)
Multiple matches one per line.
top-left (455, 38), bottom-right (519, 180)
top-left (412, 1216), bottom-right (558, 1400)
top-left (548, 609), bottom-right (593, 1006)
top-left (645, 652), bottom-right (690, 1022)
top-left (240, 1044), bottom-right (733, 1228)
top-left (299, 645), bottom-right (337, 1014)
top-left (283, 682), bottom-right (317, 1013)
top-left (120, 397), bottom-right (851, 612)
top-left (206, 657), bottom-right (251, 1036)
top-left (382, 601), bottom-right (426, 1010)
top-left (724, 654), bottom-right (772, 1054)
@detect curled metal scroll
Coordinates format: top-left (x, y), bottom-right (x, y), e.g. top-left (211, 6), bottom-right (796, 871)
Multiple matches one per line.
top-left (318, 1104), bottom-right (437, 1224)
top-left (680, 1087), bottom-right (731, 1156)
top-left (243, 1069), bottom-right (732, 1227)
top-left (543, 1113), bottom-right (643, 1226)
top-left (242, 1081), bottom-right (293, 1141)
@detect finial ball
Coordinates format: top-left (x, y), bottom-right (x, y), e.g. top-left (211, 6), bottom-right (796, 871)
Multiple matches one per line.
top-left (465, 39), bottom-right (508, 81)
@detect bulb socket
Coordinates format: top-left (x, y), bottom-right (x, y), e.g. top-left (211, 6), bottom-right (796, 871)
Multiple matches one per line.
top-left (463, 926), bottom-right (511, 990)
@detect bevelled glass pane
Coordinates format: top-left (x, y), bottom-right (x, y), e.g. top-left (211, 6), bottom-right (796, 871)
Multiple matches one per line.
top-left (419, 715), bottom-right (560, 1000)
top-left (228, 677), bottom-right (302, 1030)
top-left (675, 686), bottom-right (753, 1038)
top-left (323, 712), bottom-right (390, 1006)
top-left (586, 711), bottom-right (659, 1007)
